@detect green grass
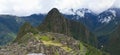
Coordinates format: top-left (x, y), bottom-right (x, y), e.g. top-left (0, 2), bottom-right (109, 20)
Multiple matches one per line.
top-left (35, 34), bottom-right (72, 52)
top-left (40, 39), bottom-right (72, 52)
top-left (35, 34), bottom-right (52, 41)
top-left (40, 36), bottom-right (51, 41)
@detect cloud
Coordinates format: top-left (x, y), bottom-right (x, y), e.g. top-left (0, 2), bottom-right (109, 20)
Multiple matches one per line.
top-left (0, 0), bottom-right (118, 16)
top-left (0, 0), bottom-right (41, 16)
top-left (113, 0), bottom-right (120, 8)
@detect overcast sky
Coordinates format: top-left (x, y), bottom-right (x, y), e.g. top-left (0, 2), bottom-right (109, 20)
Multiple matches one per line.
top-left (0, 0), bottom-right (119, 16)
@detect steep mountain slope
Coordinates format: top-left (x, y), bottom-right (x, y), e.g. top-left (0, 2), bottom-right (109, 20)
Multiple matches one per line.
top-left (64, 8), bottom-right (120, 36)
top-left (38, 8), bottom-right (97, 47)
top-left (103, 25), bottom-right (120, 55)
top-left (94, 8), bottom-right (120, 36)
top-left (64, 8), bottom-right (98, 32)
top-left (64, 8), bottom-right (120, 53)
top-left (14, 22), bottom-right (38, 42)
top-left (0, 15), bottom-right (20, 45)
top-left (0, 14), bottom-right (45, 45)
top-left (0, 15), bottom-right (20, 32)
top-left (38, 8), bottom-right (70, 35)
top-left (0, 25), bottom-right (16, 45)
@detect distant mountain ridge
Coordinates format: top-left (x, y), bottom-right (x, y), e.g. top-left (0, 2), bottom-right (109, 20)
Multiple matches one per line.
top-left (65, 8), bottom-right (120, 36)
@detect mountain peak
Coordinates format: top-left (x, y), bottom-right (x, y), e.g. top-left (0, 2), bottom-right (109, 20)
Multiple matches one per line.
top-left (45, 8), bottom-right (64, 20)
top-left (48, 8), bottom-right (60, 15)
top-left (51, 8), bottom-right (59, 12)
top-left (38, 8), bottom-right (70, 35)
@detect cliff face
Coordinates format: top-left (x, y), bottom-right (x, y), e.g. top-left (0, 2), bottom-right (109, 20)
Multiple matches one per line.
top-left (38, 8), bottom-right (97, 47)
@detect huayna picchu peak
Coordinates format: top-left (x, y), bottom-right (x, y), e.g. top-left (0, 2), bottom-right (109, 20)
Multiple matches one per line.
top-left (38, 8), bottom-right (71, 36)
top-left (48, 8), bottom-right (60, 14)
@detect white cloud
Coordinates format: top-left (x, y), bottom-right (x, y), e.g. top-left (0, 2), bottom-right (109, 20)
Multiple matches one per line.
top-left (0, 0), bottom-right (41, 16)
top-left (0, 0), bottom-right (119, 16)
